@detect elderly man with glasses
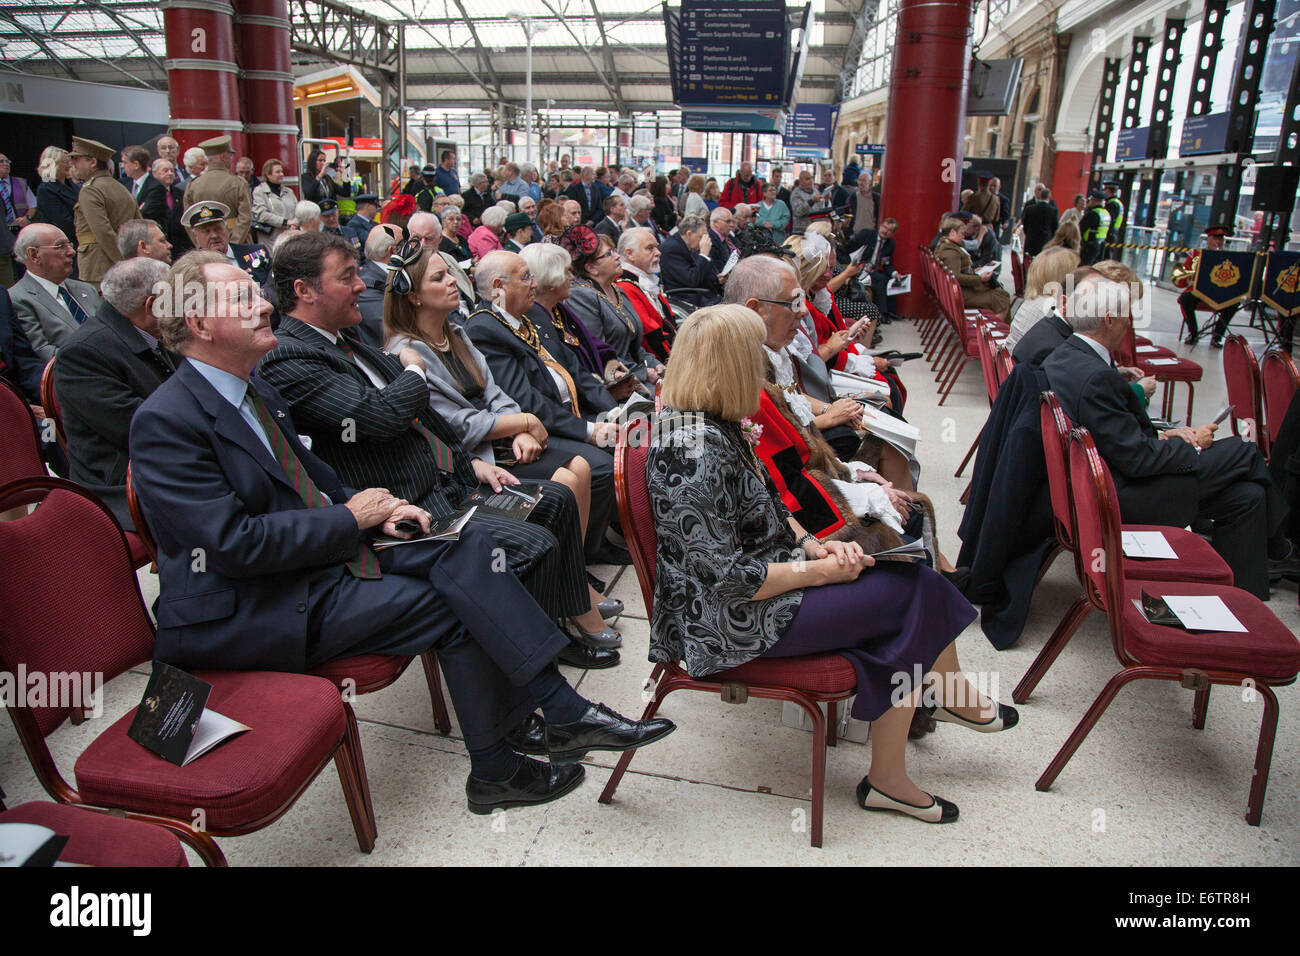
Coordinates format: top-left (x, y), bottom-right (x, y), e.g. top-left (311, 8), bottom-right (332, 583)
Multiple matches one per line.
top-left (9, 222), bottom-right (102, 361)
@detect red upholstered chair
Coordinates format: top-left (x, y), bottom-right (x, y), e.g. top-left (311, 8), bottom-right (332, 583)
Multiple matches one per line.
top-left (125, 466), bottom-right (453, 736)
top-left (0, 477), bottom-right (378, 865)
top-left (954, 319), bottom-right (1006, 481)
top-left (995, 345), bottom-right (1015, 384)
top-left (1221, 334), bottom-right (1265, 452)
top-left (597, 424), bottom-right (857, 848)
top-left (0, 801), bottom-right (189, 867)
top-left (0, 376), bottom-right (46, 490)
top-left (1011, 249), bottom-right (1028, 297)
top-left (39, 358), bottom-right (65, 451)
top-left (1120, 325), bottom-right (1201, 423)
top-left (1014, 393), bottom-right (1233, 703)
top-left (1034, 430), bottom-right (1300, 824)
top-left (1260, 347), bottom-right (1299, 453)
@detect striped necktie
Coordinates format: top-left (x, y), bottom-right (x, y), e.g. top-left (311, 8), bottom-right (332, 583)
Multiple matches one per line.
top-left (0, 178), bottom-right (13, 224)
top-left (335, 335), bottom-right (455, 473)
top-left (59, 287), bottom-right (91, 325)
top-left (245, 386), bottom-right (381, 579)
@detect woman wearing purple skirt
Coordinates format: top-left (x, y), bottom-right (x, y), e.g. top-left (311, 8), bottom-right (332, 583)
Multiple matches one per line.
top-left (647, 304), bottom-right (1018, 824)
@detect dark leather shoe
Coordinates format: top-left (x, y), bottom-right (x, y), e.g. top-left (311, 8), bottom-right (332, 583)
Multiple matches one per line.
top-left (466, 757), bottom-right (585, 814)
top-left (1269, 547), bottom-right (1300, 583)
top-left (557, 642), bottom-right (620, 669)
top-left (503, 713), bottom-right (547, 755)
top-left (546, 702), bottom-right (676, 763)
top-left (587, 571), bottom-right (608, 593)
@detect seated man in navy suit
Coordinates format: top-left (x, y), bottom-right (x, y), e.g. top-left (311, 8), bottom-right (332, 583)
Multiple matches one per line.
top-left (128, 251), bottom-right (673, 813)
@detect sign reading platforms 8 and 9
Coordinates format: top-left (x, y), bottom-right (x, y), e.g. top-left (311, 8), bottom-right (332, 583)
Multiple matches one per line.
top-left (677, 0), bottom-right (788, 106)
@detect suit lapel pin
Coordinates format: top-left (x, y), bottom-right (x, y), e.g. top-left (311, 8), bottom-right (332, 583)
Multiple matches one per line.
top-left (276, 409), bottom-right (285, 419)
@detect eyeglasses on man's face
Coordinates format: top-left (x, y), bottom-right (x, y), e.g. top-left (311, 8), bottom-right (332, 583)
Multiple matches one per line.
top-left (754, 291), bottom-right (807, 312)
top-left (38, 240), bottom-right (75, 252)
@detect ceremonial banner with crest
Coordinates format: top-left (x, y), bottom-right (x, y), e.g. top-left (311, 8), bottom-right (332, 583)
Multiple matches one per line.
top-left (1191, 250), bottom-right (1257, 310)
top-left (1260, 251), bottom-right (1300, 318)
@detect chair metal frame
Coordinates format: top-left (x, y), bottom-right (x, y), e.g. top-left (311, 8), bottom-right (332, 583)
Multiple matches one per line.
top-left (39, 357), bottom-right (66, 452)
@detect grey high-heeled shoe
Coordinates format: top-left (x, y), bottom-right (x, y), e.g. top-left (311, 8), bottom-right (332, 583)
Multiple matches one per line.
top-left (570, 621), bottom-right (622, 648)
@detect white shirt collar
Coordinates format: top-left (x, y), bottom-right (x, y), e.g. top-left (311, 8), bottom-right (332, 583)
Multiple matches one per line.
top-left (133, 173), bottom-right (148, 190)
top-left (300, 321), bottom-right (345, 348)
top-left (29, 272), bottom-right (68, 305)
top-left (492, 302), bottom-right (523, 330)
top-left (622, 262), bottom-right (661, 295)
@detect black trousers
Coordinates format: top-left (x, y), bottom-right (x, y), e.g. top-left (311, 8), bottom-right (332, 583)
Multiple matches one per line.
top-left (1266, 391), bottom-right (1300, 544)
top-left (419, 476), bottom-right (588, 620)
top-left (305, 524), bottom-right (570, 750)
top-left (507, 436), bottom-right (615, 561)
top-left (1116, 439), bottom-right (1284, 599)
top-left (1179, 290), bottom-right (1238, 342)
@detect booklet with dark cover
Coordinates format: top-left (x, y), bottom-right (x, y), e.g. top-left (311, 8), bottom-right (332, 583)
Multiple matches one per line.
top-left (1141, 590), bottom-right (1183, 628)
top-left (371, 505), bottom-right (477, 550)
top-left (464, 483), bottom-right (543, 521)
top-left (127, 662), bottom-right (250, 767)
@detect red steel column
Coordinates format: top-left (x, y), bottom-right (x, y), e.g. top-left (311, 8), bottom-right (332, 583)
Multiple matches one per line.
top-left (880, 0), bottom-right (974, 317)
top-left (161, 0), bottom-right (245, 156)
top-left (234, 0), bottom-right (300, 185)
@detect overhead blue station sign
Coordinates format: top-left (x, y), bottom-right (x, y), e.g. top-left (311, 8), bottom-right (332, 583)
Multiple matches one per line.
top-left (1180, 111), bottom-right (1230, 156)
top-left (669, 0), bottom-right (789, 107)
top-left (783, 103), bottom-right (838, 151)
top-left (1114, 126), bottom-right (1150, 161)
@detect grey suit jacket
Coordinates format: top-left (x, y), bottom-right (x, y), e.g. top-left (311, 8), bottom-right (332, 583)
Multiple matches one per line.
top-left (9, 273), bottom-right (102, 363)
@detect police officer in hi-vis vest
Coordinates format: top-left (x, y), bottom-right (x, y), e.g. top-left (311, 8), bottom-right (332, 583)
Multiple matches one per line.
top-left (1079, 189), bottom-right (1111, 265)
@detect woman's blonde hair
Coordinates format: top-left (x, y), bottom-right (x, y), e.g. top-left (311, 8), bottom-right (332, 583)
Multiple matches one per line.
top-left (1043, 220), bottom-right (1081, 252)
top-left (660, 304), bottom-right (766, 420)
top-left (686, 173), bottom-right (706, 195)
top-left (704, 180), bottom-right (721, 201)
top-left (38, 146), bottom-right (69, 183)
top-left (1024, 246), bottom-right (1080, 298)
top-left (382, 245), bottom-right (484, 389)
top-left (781, 235), bottom-right (828, 292)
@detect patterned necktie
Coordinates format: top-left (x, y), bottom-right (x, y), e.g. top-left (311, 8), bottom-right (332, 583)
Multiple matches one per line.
top-left (59, 287), bottom-right (90, 325)
top-left (0, 178), bottom-right (13, 224)
top-left (335, 335), bottom-right (455, 473)
top-left (245, 387), bottom-right (381, 579)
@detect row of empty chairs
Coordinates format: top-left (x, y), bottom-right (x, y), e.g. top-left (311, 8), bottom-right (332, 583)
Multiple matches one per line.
top-left (915, 244), bottom-right (1010, 407)
top-left (1222, 335), bottom-right (1300, 458)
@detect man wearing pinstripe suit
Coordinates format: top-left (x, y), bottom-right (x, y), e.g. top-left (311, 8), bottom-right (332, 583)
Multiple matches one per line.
top-left (256, 232), bottom-right (619, 665)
